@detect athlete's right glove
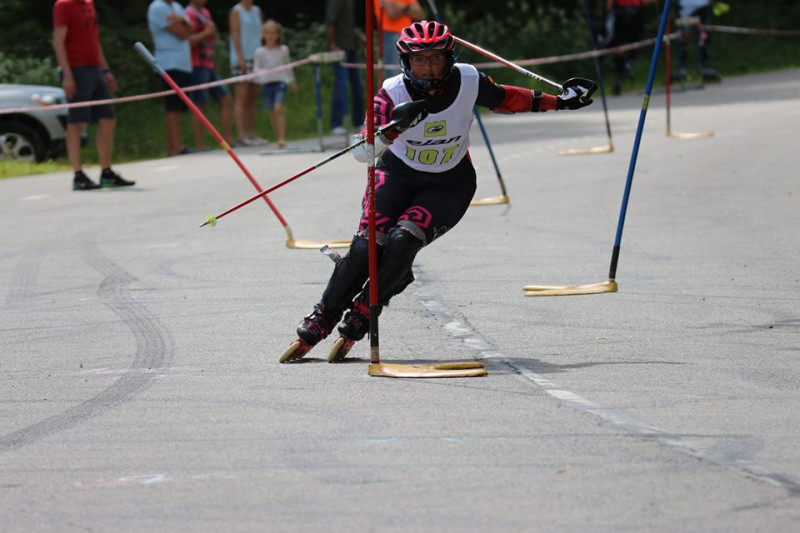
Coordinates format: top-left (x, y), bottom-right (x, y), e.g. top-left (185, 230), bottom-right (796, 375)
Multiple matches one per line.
top-left (557, 77), bottom-right (598, 110)
top-left (385, 99), bottom-right (429, 135)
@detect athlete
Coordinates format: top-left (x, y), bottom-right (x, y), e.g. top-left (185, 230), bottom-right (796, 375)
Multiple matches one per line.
top-left (281, 20), bottom-right (597, 363)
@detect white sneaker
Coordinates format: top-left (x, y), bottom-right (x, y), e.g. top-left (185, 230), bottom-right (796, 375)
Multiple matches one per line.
top-left (248, 135), bottom-right (269, 146)
top-left (331, 126), bottom-right (347, 135)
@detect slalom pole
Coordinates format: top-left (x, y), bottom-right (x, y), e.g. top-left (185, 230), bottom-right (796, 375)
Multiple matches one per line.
top-left (452, 36), bottom-right (563, 92)
top-left (199, 119), bottom-right (402, 227)
top-left (523, 0), bottom-right (672, 297)
top-left (134, 42), bottom-right (289, 229)
top-left (608, 0), bottom-right (672, 282)
top-left (424, 0), bottom-right (508, 205)
top-left (365, 0), bottom-right (381, 365)
top-left (559, 0), bottom-right (615, 156)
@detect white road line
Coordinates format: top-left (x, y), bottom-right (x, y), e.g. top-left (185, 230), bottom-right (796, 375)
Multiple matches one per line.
top-left (415, 283), bottom-right (800, 494)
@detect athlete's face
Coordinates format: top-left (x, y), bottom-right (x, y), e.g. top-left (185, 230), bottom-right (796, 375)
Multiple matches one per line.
top-left (408, 50), bottom-right (447, 82)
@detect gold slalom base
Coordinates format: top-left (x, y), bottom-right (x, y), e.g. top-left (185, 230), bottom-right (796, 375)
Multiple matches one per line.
top-left (368, 361), bottom-right (487, 378)
top-left (667, 130), bottom-right (714, 139)
top-left (284, 226), bottom-right (351, 249)
top-left (523, 280), bottom-right (618, 297)
top-left (470, 195), bottom-right (509, 206)
top-left (559, 144), bottom-right (614, 156)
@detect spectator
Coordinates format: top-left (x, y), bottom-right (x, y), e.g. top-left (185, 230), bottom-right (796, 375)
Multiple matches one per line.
top-left (52, 0), bottom-right (134, 190)
top-left (147, 0), bottom-right (195, 157)
top-left (326, 0), bottom-right (365, 135)
top-left (373, 0), bottom-right (424, 81)
top-left (185, 0), bottom-right (234, 151)
top-left (605, 0), bottom-right (654, 96)
top-left (229, 0), bottom-right (267, 146)
top-left (676, 0), bottom-right (720, 82)
top-left (254, 20), bottom-right (299, 149)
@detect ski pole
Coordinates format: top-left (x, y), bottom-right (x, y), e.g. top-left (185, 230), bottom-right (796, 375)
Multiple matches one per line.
top-left (133, 42), bottom-right (290, 229)
top-left (452, 35), bottom-right (563, 92)
top-left (200, 119), bottom-right (402, 228)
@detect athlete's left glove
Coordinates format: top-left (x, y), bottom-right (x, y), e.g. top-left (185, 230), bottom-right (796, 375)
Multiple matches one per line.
top-left (557, 77), bottom-right (597, 110)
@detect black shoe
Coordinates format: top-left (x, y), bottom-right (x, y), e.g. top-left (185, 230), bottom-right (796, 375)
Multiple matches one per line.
top-left (72, 170), bottom-right (101, 191)
top-left (296, 304), bottom-right (340, 346)
top-left (337, 301), bottom-right (371, 341)
top-left (100, 169), bottom-right (135, 188)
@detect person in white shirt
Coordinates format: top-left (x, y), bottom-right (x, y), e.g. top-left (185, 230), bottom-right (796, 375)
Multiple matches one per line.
top-left (253, 20), bottom-right (298, 149)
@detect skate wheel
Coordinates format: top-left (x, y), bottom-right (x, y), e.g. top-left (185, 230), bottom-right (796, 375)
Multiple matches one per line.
top-left (280, 341), bottom-right (308, 363)
top-left (327, 337), bottom-right (354, 363)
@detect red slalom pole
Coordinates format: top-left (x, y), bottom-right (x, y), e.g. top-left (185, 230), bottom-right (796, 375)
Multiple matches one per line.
top-left (134, 42), bottom-right (289, 228)
top-left (197, 119), bottom-right (401, 227)
top-left (365, 0), bottom-right (380, 364)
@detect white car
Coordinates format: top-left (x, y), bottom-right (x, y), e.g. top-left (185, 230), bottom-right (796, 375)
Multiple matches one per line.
top-left (0, 83), bottom-right (80, 163)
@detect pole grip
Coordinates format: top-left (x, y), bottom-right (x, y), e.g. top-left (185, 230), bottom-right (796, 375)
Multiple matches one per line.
top-left (134, 42), bottom-right (164, 76)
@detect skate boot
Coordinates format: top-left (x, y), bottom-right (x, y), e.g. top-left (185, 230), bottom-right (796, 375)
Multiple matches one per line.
top-left (280, 304), bottom-right (340, 363)
top-left (327, 300), bottom-right (371, 363)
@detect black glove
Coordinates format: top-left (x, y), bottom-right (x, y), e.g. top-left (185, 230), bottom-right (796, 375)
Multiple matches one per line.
top-left (557, 77), bottom-right (598, 110)
top-left (386, 99), bottom-right (429, 135)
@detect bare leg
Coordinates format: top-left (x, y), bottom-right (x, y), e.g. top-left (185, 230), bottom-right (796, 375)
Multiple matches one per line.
top-left (219, 95), bottom-right (234, 146)
top-left (192, 103), bottom-right (207, 150)
top-left (244, 83), bottom-right (259, 139)
top-left (272, 102), bottom-right (286, 148)
top-left (233, 82), bottom-right (249, 141)
top-left (166, 111), bottom-right (182, 156)
top-left (65, 123), bottom-right (85, 171)
top-left (96, 118), bottom-right (116, 168)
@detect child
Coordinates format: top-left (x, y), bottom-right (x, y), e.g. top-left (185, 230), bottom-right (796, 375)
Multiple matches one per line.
top-left (253, 20), bottom-right (298, 149)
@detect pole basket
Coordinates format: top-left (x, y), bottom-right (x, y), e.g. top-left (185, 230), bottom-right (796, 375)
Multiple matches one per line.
top-left (523, 280), bottom-right (618, 297)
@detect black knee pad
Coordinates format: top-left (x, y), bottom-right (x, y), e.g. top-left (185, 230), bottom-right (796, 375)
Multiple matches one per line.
top-left (347, 234), bottom-right (370, 268)
top-left (384, 226), bottom-right (423, 263)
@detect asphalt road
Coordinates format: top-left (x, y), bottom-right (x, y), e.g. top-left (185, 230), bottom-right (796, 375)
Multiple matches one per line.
top-left (1, 68), bottom-right (799, 532)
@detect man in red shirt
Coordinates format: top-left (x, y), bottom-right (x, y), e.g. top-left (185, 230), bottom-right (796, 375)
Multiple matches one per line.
top-left (52, 0), bottom-right (134, 190)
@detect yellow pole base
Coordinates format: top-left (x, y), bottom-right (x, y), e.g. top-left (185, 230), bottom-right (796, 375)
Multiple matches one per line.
top-left (522, 280), bottom-right (618, 297)
top-left (470, 195), bottom-right (509, 206)
top-left (284, 225), bottom-right (351, 249)
top-left (667, 130), bottom-right (714, 139)
top-left (368, 362), bottom-right (487, 378)
top-left (559, 144), bottom-right (614, 156)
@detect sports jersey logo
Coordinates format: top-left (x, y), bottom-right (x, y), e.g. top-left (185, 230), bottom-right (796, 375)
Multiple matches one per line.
top-left (424, 121), bottom-right (447, 137)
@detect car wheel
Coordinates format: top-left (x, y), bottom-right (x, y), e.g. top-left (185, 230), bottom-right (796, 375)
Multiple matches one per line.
top-left (0, 121), bottom-right (45, 163)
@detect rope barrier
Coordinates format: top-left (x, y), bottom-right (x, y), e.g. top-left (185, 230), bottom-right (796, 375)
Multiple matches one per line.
top-left (2, 23), bottom-right (796, 117)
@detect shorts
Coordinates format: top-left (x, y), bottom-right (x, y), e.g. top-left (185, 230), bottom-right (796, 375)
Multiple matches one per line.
top-left (261, 82), bottom-right (287, 110)
top-left (62, 66), bottom-right (115, 124)
top-left (230, 59), bottom-right (254, 77)
top-left (189, 67), bottom-right (230, 105)
top-left (163, 69), bottom-right (191, 112)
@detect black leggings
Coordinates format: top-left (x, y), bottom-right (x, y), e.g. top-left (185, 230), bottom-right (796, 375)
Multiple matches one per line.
top-left (319, 151), bottom-right (477, 314)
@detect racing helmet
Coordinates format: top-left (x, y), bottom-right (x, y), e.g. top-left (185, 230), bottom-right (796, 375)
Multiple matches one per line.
top-left (396, 20), bottom-right (456, 91)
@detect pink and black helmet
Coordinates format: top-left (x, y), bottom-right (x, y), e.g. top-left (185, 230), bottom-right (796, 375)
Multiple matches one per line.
top-left (396, 20), bottom-right (457, 91)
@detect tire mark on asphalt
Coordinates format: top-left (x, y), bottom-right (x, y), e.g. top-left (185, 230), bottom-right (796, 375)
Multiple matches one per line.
top-left (0, 236), bottom-right (174, 453)
top-left (413, 280), bottom-right (800, 495)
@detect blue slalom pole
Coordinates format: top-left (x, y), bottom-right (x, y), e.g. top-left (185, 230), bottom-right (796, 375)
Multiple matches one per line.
top-left (426, 0), bottom-right (507, 199)
top-left (608, 0), bottom-right (671, 280)
top-left (582, 0), bottom-right (614, 149)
